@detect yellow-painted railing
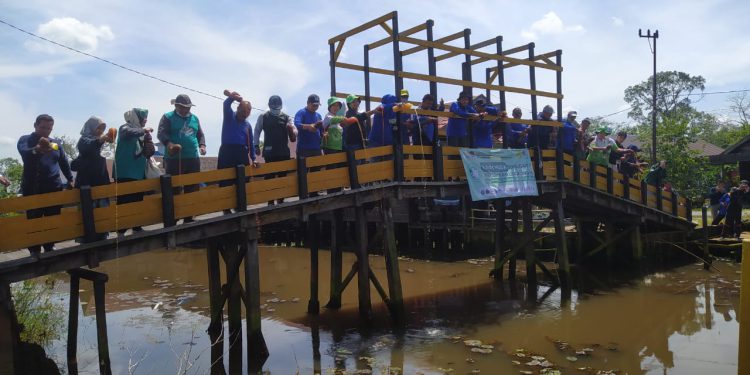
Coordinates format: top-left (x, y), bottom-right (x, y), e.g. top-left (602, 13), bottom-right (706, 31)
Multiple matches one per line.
top-left (0, 146), bottom-right (689, 253)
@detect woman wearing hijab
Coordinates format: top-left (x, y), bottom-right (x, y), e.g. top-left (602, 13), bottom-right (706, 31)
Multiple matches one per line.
top-left (75, 116), bottom-right (113, 189)
top-left (113, 108), bottom-right (153, 233)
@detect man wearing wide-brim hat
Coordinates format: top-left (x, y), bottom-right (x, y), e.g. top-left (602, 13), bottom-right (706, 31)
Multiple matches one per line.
top-left (157, 94), bottom-right (206, 222)
top-left (586, 126), bottom-right (617, 167)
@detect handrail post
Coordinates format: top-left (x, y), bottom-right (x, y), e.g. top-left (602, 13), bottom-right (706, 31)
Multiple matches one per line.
top-left (606, 167), bottom-right (614, 194)
top-left (533, 146), bottom-right (543, 180)
top-left (671, 191), bottom-right (678, 216)
top-left (623, 177), bottom-right (630, 200)
top-left (296, 156), bottom-right (308, 199)
top-left (79, 185), bottom-right (97, 243)
top-left (656, 185), bottom-right (663, 211)
top-left (573, 152), bottom-right (580, 182)
top-left (433, 143), bottom-right (444, 181)
top-left (686, 199), bottom-right (692, 222)
top-left (346, 149), bottom-right (360, 189)
top-left (555, 148), bottom-right (565, 180)
top-left (641, 180), bottom-right (649, 206)
top-left (393, 142), bottom-right (404, 182)
top-left (235, 165), bottom-right (247, 212)
top-left (160, 175), bottom-right (176, 227)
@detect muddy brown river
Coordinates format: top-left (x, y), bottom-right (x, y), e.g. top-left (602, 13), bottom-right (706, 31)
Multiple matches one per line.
top-left (39, 246), bottom-right (741, 374)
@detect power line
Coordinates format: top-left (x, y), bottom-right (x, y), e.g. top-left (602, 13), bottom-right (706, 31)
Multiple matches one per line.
top-left (0, 17), bottom-right (224, 101)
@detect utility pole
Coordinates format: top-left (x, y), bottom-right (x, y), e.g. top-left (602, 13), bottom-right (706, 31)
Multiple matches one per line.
top-left (639, 28), bottom-right (659, 163)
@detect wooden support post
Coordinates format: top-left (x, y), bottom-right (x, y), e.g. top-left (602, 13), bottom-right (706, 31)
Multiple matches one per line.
top-left (364, 44), bottom-right (371, 112)
top-left (641, 180), bottom-right (648, 206)
top-left (206, 241), bottom-right (225, 375)
top-left (509, 200), bottom-right (519, 281)
top-left (355, 206), bottom-right (372, 319)
top-left (426, 20), bottom-right (438, 98)
top-left (0, 282), bottom-right (18, 375)
top-left (532, 146), bottom-right (543, 180)
top-left (671, 192), bottom-right (678, 216)
top-left (493, 199), bottom-right (506, 280)
top-left (224, 242), bottom-right (243, 375)
top-left (574, 219), bottom-right (584, 261)
top-left (522, 199), bottom-right (537, 293)
top-left (326, 211), bottom-right (343, 309)
top-left (235, 165), bottom-right (247, 212)
top-left (92, 279), bottom-right (112, 375)
top-left (308, 214), bottom-right (320, 314)
top-left (702, 206), bottom-right (710, 270)
top-left (79, 185), bottom-right (98, 243)
top-left (391, 12), bottom-right (404, 93)
top-left (244, 231), bottom-right (269, 366)
top-left (160, 175), bottom-right (176, 248)
top-left (573, 152), bottom-right (580, 182)
top-left (382, 198), bottom-right (404, 323)
top-left (631, 223), bottom-right (643, 261)
top-left (554, 199), bottom-right (571, 298)
top-left (67, 275), bottom-right (80, 375)
top-left (739, 240), bottom-right (750, 375)
top-left (296, 156), bottom-right (308, 199)
top-left (686, 199), bottom-right (693, 222)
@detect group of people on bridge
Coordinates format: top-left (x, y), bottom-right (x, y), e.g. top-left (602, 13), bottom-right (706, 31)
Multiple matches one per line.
top-left (8, 89), bottom-right (679, 256)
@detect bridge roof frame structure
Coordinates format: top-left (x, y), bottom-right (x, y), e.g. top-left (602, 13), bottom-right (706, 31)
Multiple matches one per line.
top-left (327, 11), bottom-right (564, 126)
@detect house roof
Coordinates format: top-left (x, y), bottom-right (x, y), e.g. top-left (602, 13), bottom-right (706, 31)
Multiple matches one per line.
top-left (624, 134), bottom-right (724, 158)
top-left (709, 134), bottom-right (750, 164)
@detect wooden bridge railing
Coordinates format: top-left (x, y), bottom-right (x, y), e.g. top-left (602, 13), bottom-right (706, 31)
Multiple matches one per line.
top-left (0, 145), bottom-right (689, 253)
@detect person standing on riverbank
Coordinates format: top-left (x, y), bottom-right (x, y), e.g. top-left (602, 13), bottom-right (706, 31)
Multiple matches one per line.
top-left (17, 114), bottom-right (74, 257)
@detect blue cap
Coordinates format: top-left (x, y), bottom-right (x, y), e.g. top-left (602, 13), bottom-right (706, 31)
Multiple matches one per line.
top-left (268, 95), bottom-right (282, 110)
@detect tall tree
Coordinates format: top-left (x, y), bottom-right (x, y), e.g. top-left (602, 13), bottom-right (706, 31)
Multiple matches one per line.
top-left (58, 135), bottom-right (78, 159)
top-left (624, 71), bottom-right (706, 124)
top-left (0, 158), bottom-right (23, 199)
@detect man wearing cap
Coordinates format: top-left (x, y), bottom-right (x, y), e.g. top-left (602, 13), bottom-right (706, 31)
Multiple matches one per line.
top-left (158, 94), bottom-right (206, 194)
top-left (322, 97), bottom-right (345, 155)
top-left (17, 114), bottom-right (74, 257)
top-left (446, 91), bottom-right (479, 147)
top-left (294, 94), bottom-right (323, 157)
top-left (503, 107), bottom-right (528, 149)
top-left (576, 118), bottom-right (593, 159)
top-left (254, 95), bottom-right (296, 163)
top-left (409, 94), bottom-right (444, 147)
top-left (587, 126), bottom-right (617, 167)
top-left (619, 144), bottom-right (647, 179)
top-left (557, 110), bottom-right (578, 153)
top-left (218, 89), bottom-right (257, 182)
top-left (608, 130), bottom-right (634, 170)
top-left (528, 105), bottom-right (555, 150)
top-left (644, 160), bottom-right (668, 189)
top-left (343, 94), bottom-right (374, 151)
top-left (471, 98), bottom-right (498, 148)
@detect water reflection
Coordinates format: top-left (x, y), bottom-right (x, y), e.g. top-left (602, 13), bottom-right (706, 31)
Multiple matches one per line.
top-left (44, 247), bottom-right (740, 374)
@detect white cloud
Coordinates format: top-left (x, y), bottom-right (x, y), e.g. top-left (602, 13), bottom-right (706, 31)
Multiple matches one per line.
top-left (521, 12), bottom-right (585, 40)
top-left (612, 17), bottom-right (624, 27)
top-left (25, 17), bottom-right (114, 54)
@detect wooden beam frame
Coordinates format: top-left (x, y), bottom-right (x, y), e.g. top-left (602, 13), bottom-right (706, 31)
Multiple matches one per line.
top-left (368, 22), bottom-right (427, 50)
top-left (399, 36), bottom-right (562, 71)
top-left (328, 12), bottom-right (396, 44)
top-left (434, 36), bottom-right (496, 62)
top-left (400, 30), bottom-right (463, 56)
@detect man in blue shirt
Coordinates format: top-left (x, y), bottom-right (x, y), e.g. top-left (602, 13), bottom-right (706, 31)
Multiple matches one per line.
top-left (503, 107), bottom-right (528, 149)
top-left (294, 94), bottom-right (323, 158)
top-left (446, 91), bottom-right (479, 147)
top-left (218, 89), bottom-right (257, 189)
top-left (557, 110), bottom-right (578, 153)
top-left (471, 98), bottom-right (498, 148)
top-left (17, 114), bottom-right (74, 257)
top-left (409, 94), bottom-right (444, 147)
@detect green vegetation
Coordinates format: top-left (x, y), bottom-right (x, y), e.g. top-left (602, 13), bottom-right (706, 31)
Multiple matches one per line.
top-left (619, 71), bottom-right (750, 202)
top-left (0, 157), bottom-right (22, 200)
top-left (12, 278), bottom-right (65, 347)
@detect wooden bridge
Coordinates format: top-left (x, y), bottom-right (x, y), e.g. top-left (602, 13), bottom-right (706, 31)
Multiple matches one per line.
top-left (0, 12), bottom-right (698, 374)
top-left (0, 144), bottom-right (693, 373)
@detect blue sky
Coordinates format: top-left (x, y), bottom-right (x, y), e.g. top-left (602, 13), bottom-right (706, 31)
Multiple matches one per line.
top-left (1, 0), bottom-right (749, 159)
